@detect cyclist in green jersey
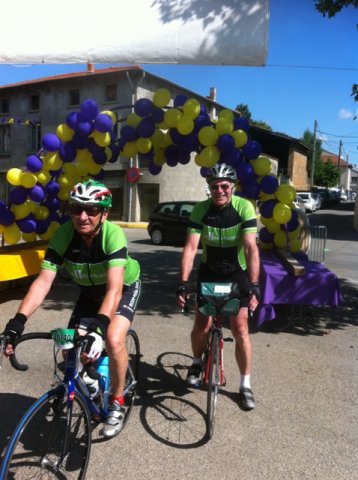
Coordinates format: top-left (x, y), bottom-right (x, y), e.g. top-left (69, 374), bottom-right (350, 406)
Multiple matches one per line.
top-left (2, 180), bottom-right (141, 437)
top-left (176, 163), bottom-right (260, 410)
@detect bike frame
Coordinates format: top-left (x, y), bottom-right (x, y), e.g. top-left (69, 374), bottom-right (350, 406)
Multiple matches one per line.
top-left (203, 317), bottom-right (225, 388)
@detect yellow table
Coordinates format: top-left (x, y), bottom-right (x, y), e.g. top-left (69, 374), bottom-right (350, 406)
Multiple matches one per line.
top-left (0, 242), bottom-right (47, 282)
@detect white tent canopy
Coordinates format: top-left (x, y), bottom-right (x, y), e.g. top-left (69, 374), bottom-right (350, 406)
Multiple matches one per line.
top-left (1, 0), bottom-right (268, 65)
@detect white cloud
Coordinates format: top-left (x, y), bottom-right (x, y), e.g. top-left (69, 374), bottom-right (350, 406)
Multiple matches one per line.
top-left (338, 108), bottom-right (354, 120)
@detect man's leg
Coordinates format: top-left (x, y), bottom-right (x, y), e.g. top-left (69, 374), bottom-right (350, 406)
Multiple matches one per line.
top-left (187, 308), bottom-right (212, 386)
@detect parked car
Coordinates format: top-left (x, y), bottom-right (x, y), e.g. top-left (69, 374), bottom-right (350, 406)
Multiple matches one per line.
top-left (310, 192), bottom-right (322, 210)
top-left (296, 192), bottom-right (317, 212)
top-left (147, 201), bottom-right (197, 245)
top-left (312, 188), bottom-right (331, 208)
top-left (293, 195), bottom-right (306, 212)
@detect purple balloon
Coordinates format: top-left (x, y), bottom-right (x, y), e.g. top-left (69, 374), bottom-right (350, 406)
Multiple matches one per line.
top-left (45, 181), bottom-right (60, 196)
top-left (136, 118), bottom-right (155, 138)
top-left (92, 148), bottom-right (107, 165)
top-left (59, 142), bottom-right (77, 162)
top-left (217, 134), bottom-right (235, 154)
top-left (120, 125), bottom-right (138, 142)
top-left (200, 167), bottom-right (210, 178)
top-left (236, 162), bottom-right (255, 182)
top-left (259, 227), bottom-right (274, 243)
top-left (243, 140), bottom-right (262, 160)
top-left (165, 145), bottom-right (179, 161)
top-left (182, 132), bottom-right (199, 152)
top-left (151, 107), bottom-right (165, 124)
top-left (72, 134), bottom-right (89, 149)
top-left (66, 111), bottom-right (79, 129)
top-left (173, 94), bottom-right (188, 107)
top-left (17, 215), bottom-right (36, 233)
top-left (260, 175), bottom-right (279, 194)
top-left (94, 113), bottom-right (113, 133)
top-left (29, 185), bottom-right (45, 202)
top-left (92, 169), bottom-right (105, 180)
top-left (233, 117), bottom-right (250, 132)
top-left (259, 199), bottom-right (277, 218)
top-left (221, 149), bottom-right (242, 168)
top-left (0, 209), bottom-right (15, 226)
top-left (44, 197), bottom-right (60, 211)
top-left (75, 121), bottom-right (94, 138)
top-left (26, 154), bottom-right (43, 173)
top-left (169, 128), bottom-right (186, 146)
top-left (242, 181), bottom-right (261, 199)
top-left (148, 162), bottom-right (162, 175)
top-left (35, 220), bottom-right (49, 235)
top-left (194, 115), bottom-right (212, 133)
top-left (42, 133), bottom-right (61, 152)
top-left (178, 151), bottom-right (191, 165)
top-left (59, 214), bottom-right (71, 225)
top-left (286, 214), bottom-right (299, 232)
top-left (80, 99), bottom-right (99, 121)
top-left (10, 186), bottom-right (28, 205)
top-left (134, 98), bottom-right (153, 117)
top-left (108, 144), bottom-right (120, 163)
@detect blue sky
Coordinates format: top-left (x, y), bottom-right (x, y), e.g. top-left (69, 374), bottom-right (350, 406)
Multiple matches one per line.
top-left (0, 0), bottom-right (357, 166)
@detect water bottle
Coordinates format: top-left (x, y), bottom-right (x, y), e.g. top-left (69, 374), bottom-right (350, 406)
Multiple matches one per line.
top-left (96, 354), bottom-right (110, 394)
top-left (82, 371), bottom-right (99, 398)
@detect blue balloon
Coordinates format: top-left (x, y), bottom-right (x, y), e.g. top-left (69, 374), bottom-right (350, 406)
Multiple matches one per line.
top-left (259, 199), bottom-right (277, 218)
top-left (80, 99), bottom-right (99, 121)
top-left (217, 134), bottom-right (235, 154)
top-left (120, 125), bottom-right (138, 142)
top-left (233, 117), bottom-right (250, 132)
top-left (259, 227), bottom-right (274, 243)
top-left (236, 162), bottom-right (254, 182)
top-left (136, 118), bottom-right (155, 138)
top-left (10, 186), bottom-right (28, 205)
top-left (173, 94), bottom-right (188, 107)
top-left (151, 107), bottom-right (165, 124)
top-left (94, 113), bottom-right (113, 133)
top-left (260, 175), bottom-right (279, 194)
top-left (29, 185), bottom-right (45, 202)
top-left (26, 154), bottom-right (43, 173)
top-left (59, 142), bottom-right (76, 162)
top-left (66, 111), bottom-right (79, 130)
top-left (243, 140), bottom-right (262, 160)
top-left (134, 98), bottom-right (153, 117)
top-left (148, 162), bottom-right (162, 175)
top-left (42, 133), bottom-right (61, 152)
top-left (17, 215), bottom-right (36, 233)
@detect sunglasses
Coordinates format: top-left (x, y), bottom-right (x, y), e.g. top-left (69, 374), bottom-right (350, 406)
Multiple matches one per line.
top-left (69, 205), bottom-right (102, 217)
top-left (209, 183), bottom-right (232, 192)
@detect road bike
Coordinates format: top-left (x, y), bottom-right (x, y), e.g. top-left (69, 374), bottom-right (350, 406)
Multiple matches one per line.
top-left (0, 326), bottom-right (140, 479)
top-left (189, 282), bottom-right (240, 440)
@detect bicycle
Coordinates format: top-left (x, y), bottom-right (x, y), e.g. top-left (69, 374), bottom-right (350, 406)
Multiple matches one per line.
top-left (187, 282), bottom-right (240, 440)
top-left (0, 326), bottom-right (140, 480)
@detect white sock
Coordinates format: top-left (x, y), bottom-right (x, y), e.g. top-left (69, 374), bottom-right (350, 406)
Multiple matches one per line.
top-left (240, 374), bottom-right (251, 390)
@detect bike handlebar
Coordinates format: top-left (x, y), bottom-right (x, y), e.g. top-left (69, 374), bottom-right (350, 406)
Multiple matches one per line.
top-left (9, 332), bottom-right (52, 371)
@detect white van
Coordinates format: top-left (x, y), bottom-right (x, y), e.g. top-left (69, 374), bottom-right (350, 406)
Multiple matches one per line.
top-left (296, 192), bottom-right (317, 212)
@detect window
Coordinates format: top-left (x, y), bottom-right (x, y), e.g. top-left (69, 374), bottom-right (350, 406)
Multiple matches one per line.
top-left (0, 125), bottom-right (10, 153)
top-left (31, 94), bottom-right (40, 111)
top-left (69, 89), bottom-right (80, 106)
top-left (31, 123), bottom-right (42, 151)
top-left (1, 98), bottom-right (9, 114)
top-left (105, 84), bottom-right (117, 102)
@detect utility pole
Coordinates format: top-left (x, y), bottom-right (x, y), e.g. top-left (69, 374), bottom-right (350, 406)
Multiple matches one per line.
top-left (337, 140), bottom-right (342, 189)
top-left (310, 120), bottom-right (317, 188)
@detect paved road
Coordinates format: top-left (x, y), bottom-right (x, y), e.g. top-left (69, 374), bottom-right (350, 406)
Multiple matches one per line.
top-left (0, 204), bottom-right (357, 479)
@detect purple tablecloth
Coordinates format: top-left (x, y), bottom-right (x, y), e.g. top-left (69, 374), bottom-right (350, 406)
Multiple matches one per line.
top-left (257, 251), bottom-right (342, 325)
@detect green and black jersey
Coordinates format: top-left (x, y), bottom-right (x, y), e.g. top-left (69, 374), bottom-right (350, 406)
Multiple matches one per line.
top-left (41, 220), bottom-right (140, 302)
top-left (188, 195), bottom-right (257, 276)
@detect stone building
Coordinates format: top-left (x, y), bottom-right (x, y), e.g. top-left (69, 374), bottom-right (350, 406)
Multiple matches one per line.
top-left (0, 65), bottom-right (310, 221)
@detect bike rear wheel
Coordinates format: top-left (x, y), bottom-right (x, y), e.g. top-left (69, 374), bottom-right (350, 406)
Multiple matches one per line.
top-left (122, 329), bottom-right (140, 428)
top-left (206, 330), bottom-right (220, 439)
top-left (1, 386), bottom-right (91, 480)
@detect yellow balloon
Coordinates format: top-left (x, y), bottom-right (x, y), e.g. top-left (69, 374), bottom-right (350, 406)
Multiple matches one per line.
top-left (259, 240), bottom-right (273, 250)
top-left (122, 141), bottom-right (138, 158)
top-left (93, 130), bottom-right (111, 147)
top-left (289, 237), bottom-right (302, 253)
top-left (200, 146), bottom-right (220, 167)
top-left (56, 123), bottom-right (74, 142)
top-left (183, 98), bottom-right (200, 119)
top-left (177, 115), bottom-right (194, 135)
top-left (63, 162), bottom-right (79, 179)
top-left (101, 110), bottom-right (117, 124)
top-left (49, 221), bottom-right (61, 235)
top-left (215, 117), bottom-right (233, 135)
top-left (0, 224), bottom-right (5, 234)
top-left (162, 132), bottom-right (173, 148)
top-left (153, 88), bottom-right (171, 108)
top-left (76, 148), bottom-right (91, 162)
top-left (266, 218), bottom-right (281, 234)
top-left (274, 231), bottom-right (288, 249)
top-left (58, 174), bottom-right (72, 189)
top-left (194, 152), bottom-right (204, 166)
top-left (153, 149), bottom-right (166, 166)
top-left (275, 184), bottom-right (296, 204)
top-left (44, 152), bottom-right (63, 171)
top-left (104, 147), bottom-right (113, 162)
top-left (273, 203), bottom-right (292, 224)
top-left (219, 109), bottom-right (234, 122)
top-left (6, 168), bottom-right (22, 186)
top-left (11, 203), bottom-right (31, 220)
top-left (4, 224), bottom-right (21, 245)
top-left (86, 160), bottom-right (102, 176)
top-left (38, 229), bottom-right (52, 241)
top-left (35, 206), bottom-right (49, 220)
top-left (26, 200), bottom-right (37, 213)
top-left (57, 189), bottom-right (71, 201)
top-left (126, 112), bottom-right (142, 128)
top-left (164, 108), bottom-right (182, 128)
top-left (252, 156), bottom-right (272, 176)
top-left (36, 170), bottom-right (51, 185)
top-left (198, 126), bottom-right (218, 146)
top-left (20, 172), bottom-right (37, 188)
top-left (231, 129), bottom-right (248, 148)
top-left (22, 232), bottom-right (37, 242)
top-left (150, 129), bottom-right (165, 148)
top-left (136, 137), bottom-right (152, 153)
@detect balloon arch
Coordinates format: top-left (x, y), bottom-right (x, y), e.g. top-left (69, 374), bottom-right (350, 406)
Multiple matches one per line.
top-left (0, 89), bottom-right (302, 253)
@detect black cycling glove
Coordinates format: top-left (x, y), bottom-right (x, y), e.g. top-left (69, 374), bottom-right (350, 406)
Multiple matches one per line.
top-left (176, 281), bottom-right (190, 297)
top-left (3, 313), bottom-right (28, 345)
top-left (87, 313), bottom-right (110, 339)
top-left (249, 282), bottom-right (261, 301)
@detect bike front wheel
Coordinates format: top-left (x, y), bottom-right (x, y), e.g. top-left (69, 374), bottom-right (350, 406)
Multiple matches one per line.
top-left (122, 329), bottom-right (140, 429)
top-left (206, 330), bottom-right (221, 439)
top-left (1, 386), bottom-right (91, 480)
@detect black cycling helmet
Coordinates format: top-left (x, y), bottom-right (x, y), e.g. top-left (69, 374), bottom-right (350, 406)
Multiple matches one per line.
top-left (206, 163), bottom-right (237, 184)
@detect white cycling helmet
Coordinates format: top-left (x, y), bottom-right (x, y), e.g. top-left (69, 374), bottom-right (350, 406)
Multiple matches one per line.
top-left (206, 163), bottom-right (237, 184)
top-left (69, 180), bottom-right (112, 209)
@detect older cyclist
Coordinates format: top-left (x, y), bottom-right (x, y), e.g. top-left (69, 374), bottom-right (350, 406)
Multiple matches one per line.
top-left (2, 180), bottom-right (141, 437)
top-left (176, 163), bottom-right (260, 410)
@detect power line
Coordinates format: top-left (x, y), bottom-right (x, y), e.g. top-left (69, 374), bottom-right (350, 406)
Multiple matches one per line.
top-left (267, 63), bottom-right (358, 72)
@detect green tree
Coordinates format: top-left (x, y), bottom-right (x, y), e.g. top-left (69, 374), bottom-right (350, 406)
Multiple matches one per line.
top-left (315, 160), bottom-right (341, 187)
top-left (314, 0), bottom-right (358, 101)
top-left (235, 103), bottom-right (272, 130)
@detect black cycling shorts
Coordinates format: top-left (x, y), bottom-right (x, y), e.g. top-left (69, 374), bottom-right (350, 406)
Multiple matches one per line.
top-left (68, 279), bottom-right (142, 329)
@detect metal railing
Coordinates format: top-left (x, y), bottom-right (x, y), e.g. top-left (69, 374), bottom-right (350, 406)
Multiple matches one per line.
top-left (301, 225), bottom-right (327, 264)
